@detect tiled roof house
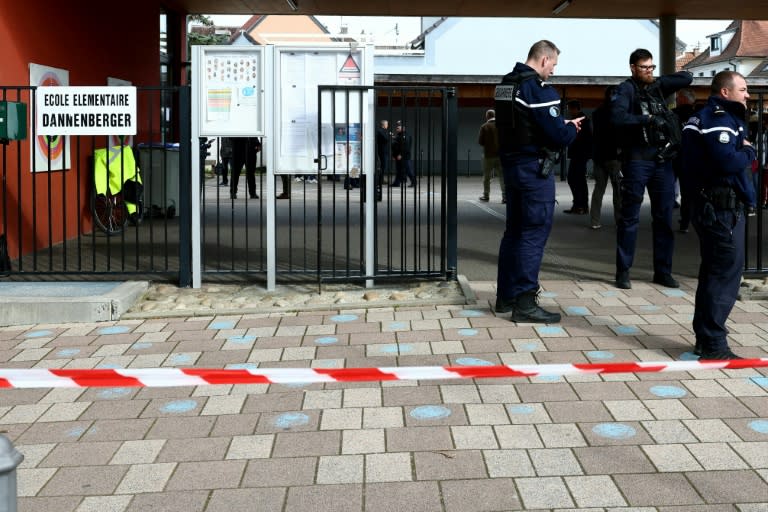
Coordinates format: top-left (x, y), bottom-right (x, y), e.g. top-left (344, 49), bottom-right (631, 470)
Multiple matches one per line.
top-left (684, 20), bottom-right (768, 78)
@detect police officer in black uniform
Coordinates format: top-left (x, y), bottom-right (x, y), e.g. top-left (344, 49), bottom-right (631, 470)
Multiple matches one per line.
top-left (494, 40), bottom-right (582, 323)
top-left (681, 71), bottom-right (756, 360)
top-left (612, 48), bottom-right (692, 290)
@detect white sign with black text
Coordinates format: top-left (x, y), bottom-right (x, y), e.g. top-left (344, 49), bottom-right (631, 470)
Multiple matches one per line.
top-left (36, 86), bottom-right (137, 135)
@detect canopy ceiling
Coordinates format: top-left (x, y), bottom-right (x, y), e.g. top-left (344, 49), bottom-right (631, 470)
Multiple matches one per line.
top-left (167, 0), bottom-right (768, 20)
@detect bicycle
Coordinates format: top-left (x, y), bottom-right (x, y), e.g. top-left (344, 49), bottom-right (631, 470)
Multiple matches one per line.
top-left (92, 145), bottom-right (143, 236)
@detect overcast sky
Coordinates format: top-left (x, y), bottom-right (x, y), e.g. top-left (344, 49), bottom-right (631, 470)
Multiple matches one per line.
top-left (209, 15), bottom-right (732, 49)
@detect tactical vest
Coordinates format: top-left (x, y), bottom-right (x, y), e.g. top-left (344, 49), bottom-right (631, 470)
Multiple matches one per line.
top-left (494, 70), bottom-right (539, 152)
top-left (635, 81), bottom-right (682, 159)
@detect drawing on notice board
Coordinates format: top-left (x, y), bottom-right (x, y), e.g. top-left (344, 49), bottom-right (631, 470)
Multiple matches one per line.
top-left (29, 63), bottom-right (71, 173)
top-left (201, 50), bottom-right (263, 133)
top-left (334, 124), bottom-right (362, 174)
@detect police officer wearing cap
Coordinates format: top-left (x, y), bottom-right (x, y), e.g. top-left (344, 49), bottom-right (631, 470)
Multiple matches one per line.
top-left (681, 71), bottom-right (756, 360)
top-left (494, 40), bottom-right (582, 323)
top-left (612, 48), bottom-right (692, 290)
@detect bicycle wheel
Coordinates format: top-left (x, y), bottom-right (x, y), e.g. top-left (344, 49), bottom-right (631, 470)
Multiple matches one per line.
top-left (92, 193), bottom-right (128, 236)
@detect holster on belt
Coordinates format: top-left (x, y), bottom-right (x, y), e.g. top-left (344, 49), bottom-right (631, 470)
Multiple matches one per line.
top-left (699, 186), bottom-right (739, 210)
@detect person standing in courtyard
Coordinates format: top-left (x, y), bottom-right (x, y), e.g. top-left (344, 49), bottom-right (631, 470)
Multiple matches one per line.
top-left (682, 71), bottom-right (756, 360)
top-left (590, 86), bottom-right (622, 230)
top-left (478, 109), bottom-right (506, 203)
top-left (494, 40), bottom-right (582, 323)
top-left (563, 100), bottom-right (592, 215)
top-left (612, 48), bottom-right (692, 290)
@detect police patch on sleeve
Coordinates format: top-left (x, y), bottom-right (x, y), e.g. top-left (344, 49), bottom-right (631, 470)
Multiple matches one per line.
top-left (549, 106), bottom-right (560, 117)
top-left (718, 131), bottom-right (730, 144)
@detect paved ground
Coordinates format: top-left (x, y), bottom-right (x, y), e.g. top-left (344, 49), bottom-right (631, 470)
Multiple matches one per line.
top-left (1, 278), bottom-right (767, 511)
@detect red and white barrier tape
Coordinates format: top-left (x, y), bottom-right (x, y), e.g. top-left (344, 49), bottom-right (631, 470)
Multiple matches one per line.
top-left (0, 359), bottom-right (767, 388)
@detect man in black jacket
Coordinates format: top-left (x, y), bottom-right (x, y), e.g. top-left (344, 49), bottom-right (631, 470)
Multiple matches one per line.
top-left (390, 121), bottom-right (415, 187)
top-left (612, 48), bottom-right (692, 289)
top-left (564, 100), bottom-right (593, 214)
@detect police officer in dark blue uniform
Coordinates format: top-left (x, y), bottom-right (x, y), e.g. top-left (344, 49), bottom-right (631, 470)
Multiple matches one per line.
top-left (681, 70), bottom-right (756, 360)
top-left (612, 49), bottom-right (692, 290)
top-left (494, 40), bottom-right (582, 323)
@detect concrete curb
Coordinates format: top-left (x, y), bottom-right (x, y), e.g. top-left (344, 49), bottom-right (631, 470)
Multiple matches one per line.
top-left (0, 281), bottom-right (149, 326)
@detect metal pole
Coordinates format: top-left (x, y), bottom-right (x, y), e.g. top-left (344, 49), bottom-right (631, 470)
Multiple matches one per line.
top-left (0, 435), bottom-right (23, 512)
top-left (446, 88), bottom-right (458, 280)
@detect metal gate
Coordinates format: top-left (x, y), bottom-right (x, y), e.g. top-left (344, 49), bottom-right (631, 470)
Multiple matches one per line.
top-left (0, 85), bottom-right (192, 284)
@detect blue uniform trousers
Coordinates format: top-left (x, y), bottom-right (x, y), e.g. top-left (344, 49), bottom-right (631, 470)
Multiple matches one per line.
top-left (497, 157), bottom-right (555, 299)
top-left (616, 159), bottom-right (675, 274)
top-left (692, 205), bottom-right (745, 352)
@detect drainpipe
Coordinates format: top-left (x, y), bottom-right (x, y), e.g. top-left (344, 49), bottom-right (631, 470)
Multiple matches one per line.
top-left (0, 435), bottom-right (24, 512)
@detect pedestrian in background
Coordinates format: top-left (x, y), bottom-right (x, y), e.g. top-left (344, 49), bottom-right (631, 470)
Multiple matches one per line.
top-left (390, 120), bottom-right (415, 187)
top-left (563, 100), bottom-right (592, 215)
top-left (478, 109), bottom-right (506, 203)
top-left (589, 86), bottom-right (622, 229)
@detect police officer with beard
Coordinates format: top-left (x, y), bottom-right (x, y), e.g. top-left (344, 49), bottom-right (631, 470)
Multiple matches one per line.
top-left (612, 48), bottom-right (692, 290)
top-left (681, 71), bottom-right (756, 360)
top-left (494, 40), bottom-right (582, 323)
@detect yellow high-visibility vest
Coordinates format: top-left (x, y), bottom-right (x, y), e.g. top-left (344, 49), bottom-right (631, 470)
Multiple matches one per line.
top-left (93, 145), bottom-right (142, 213)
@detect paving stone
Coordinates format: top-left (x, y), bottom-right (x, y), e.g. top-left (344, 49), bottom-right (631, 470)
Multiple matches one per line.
top-left (451, 425), bottom-right (498, 449)
top-left (440, 384), bottom-right (482, 404)
top-left (686, 442), bottom-right (750, 470)
top-left (477, 384), bottom-right (520, 403)
top-left (206, 488), bottom-right (286, 512)
top-left (364, 481), bottom-right (443, 512)
top-left (414, 449), bottom-right (487, 480)
top-left (211, 413), bottom-right (261, 436)
top-left (241, 457), bottom-right (316, 487)
top-left (79, 400), bottom-right (150, 420)
top-left (641, 444), bottom-right (703, 472)
top-left (37, 402), bottom-right (91, 423)
top-left (516, 476), bottom-right (575, 508)
top-left (483, 449), bottom-right (535, 477)
top-left (686, 470), bottom-right (768, 503)
top-left (316, 454), bottom-right (364, 484)
top-left (321, 407), bottom-right (363, 430)
top-left (146, 417), bottom-right (215, 440)
top-left (285, 484), bottom-right (363, 512)
top-left (681, 398), bottom-right (757, 419)
top-left (642, 420), bottom-right (698, 444)
top-left (16, 496), bottom-right (82, 512)
top-left (115, 462), bottom-right (176, 493)
top-left (342, 428), bottom-right (384, 454)
top-left (465, 403), bottom-right (511, 425)
top-left (565, 475), bottom-right (628, 507)
top-left (154, 437), bottom-right (229, 462)
top-left (343, 387), bottom-right (382, 407)
top-left (545, 401), bottom-right (614, 423)
top-left (579, 421), bottom-right (654, 446)
top-left (441, 478), bottom-right (522, 511)
top-left (495, 425), bottom-right (544, 449)
top-left (165, 460), bottom-right (246, 490)
top-left (529, 448), bottom-right (583, 476)
top-left (40, 441), bottom-right (120, 467)
top-left (16, 467), bottom-right (57, 497)
top-left (109, 440), bottom-right (166, 465)
top-left (16, 443), bottom-right (56, 469)
top-left (125, 490), bottom-right (209, 512)
top-left (730, 441), bottom-right (768, 468)
top-left (574, 446), bottom-right (656, 474)
top-left (365, 452), bottom-right (413, 482)
top-left (38, 465), bottom-right (128, 496)
top-left (537, 424), bottom-right (588, 447)
top-left (613, 473), bottom-right (704, 506)
top-left (76, 495), bottom-right (133, 512)
top-left (383, 386), bottom-right (442, 406)
top-left (273, 431), bottom-right (341, 457)
top-left (363, 407), bottom-right (404, 428)
top-left (256, 410), bottom-right (320, 434)
top-left (386, 426), bottom-right (453, 452)
top-left (683, 419), bottom-right (741, 442)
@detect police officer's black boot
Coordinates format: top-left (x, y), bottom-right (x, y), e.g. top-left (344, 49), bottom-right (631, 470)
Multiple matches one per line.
top-left (510, 290), bottom-right (561, 324)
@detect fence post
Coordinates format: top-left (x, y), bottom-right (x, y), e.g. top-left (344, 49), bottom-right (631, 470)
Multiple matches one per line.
top-left (0, 434), bottom-right (23, 512)
top-left (178, 85), bottom-right (192, 288)
top-left (446, 88), bottom-right (458, 280)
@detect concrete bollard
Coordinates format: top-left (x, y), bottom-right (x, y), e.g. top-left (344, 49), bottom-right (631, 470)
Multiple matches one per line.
top-left (0, 435), bottom-right (23, 512)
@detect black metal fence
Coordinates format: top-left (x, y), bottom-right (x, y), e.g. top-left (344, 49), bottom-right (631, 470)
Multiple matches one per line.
top-left (0, 85), bottom-right (192, 283)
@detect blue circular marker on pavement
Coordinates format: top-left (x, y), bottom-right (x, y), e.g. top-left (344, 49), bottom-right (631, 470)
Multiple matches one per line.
top-left (536, 375), bottom-right (562, 382)
top-left (519, 342), bottom-right (540, 351)
top-left (66, 426), bottom-right (86, 437)
top-left (97, 387), bottom-right (132, 399)
top-left (131, 342), bottom-right (153, 350)
top-left (457, 328), bottom-right (479, 336)
top-left (649, 385), bottom-right (687, 398)
top-left (679, 351), bottom-right (700, 361)
top-left (274, 412), bottom-right (310, 429)
top-left (409, 405), bottom-right (452, 420)
top-left (161, 399), bottom-right (198, 414)
top-left (25, 330), bottom-right (53, 338)
top-left (314, 337), bottom-right (339, 345)
top-left (56, 348), bottom-right (81, 357)
top-left (98, 326), bottom-right (130, 335)
top-left (208, 321), bottom-right (236, 330)
top-left (592, 423), bottom-right (637, 439)
top-left (330, 314), bottom-right (358, 323)
top-left (380, 344), bottom-right (413, 354)
top-left (227, 335), bottom-right (256, 345)
top-left (455, 357), bottom-right (493, 366)
top-left (459, 310), bottom-right (485, 317)
top-left (389, 322), bottom-right (408, 329)
top-left (539, 291), bottom-right (558, 298)
top-left (508, 404), bottom-right (535, 414)
top-left (748, 420), bottom-right (768, 434)
top-left (749, 376), bottom-right (768, 389)
top-left (586, 351), bottom-right (615, 360)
